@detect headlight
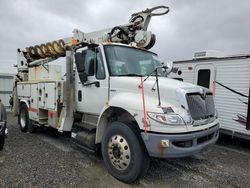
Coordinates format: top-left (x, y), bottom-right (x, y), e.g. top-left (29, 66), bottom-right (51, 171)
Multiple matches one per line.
top-left (147, 112), bottom-right (185, 125)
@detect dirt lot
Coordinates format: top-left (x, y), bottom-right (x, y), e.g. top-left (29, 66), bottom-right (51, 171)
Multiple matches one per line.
top-left (0, 113), bottom-right (250, 188)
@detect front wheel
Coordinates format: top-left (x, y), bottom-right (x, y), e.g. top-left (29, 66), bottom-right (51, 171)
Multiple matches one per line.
top-left (101, 121), bottom-right (149, 183)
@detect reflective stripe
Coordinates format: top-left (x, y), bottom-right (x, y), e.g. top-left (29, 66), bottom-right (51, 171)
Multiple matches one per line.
top-left (140, 77), bottom-right (147, 133)
top-left (48, 111), bottom-right (57, 118)
top-left (28, 108), bottom-right (38, 113)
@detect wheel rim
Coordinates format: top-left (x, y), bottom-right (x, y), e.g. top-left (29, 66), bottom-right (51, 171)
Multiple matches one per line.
top-left (20, 111), bottom-right (26, 128)
top-left (108, 135), bottom-right (131, 171)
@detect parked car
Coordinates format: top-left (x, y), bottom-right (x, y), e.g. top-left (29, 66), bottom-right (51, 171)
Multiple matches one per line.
top-left (0, 122), bottom-right (6, 150)
top-left (0, 99), bottom-right (7, 151)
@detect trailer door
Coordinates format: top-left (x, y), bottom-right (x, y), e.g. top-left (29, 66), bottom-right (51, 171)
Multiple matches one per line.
top-left (194, 64), bottom-right (215, 90)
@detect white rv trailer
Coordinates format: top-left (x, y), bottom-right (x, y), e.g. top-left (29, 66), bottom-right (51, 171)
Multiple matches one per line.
top-left (170, 51), bottom-right (250, 139)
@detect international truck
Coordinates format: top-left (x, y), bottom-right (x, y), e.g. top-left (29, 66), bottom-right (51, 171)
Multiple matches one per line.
top-left (13, 6), bottom-right (219, 183)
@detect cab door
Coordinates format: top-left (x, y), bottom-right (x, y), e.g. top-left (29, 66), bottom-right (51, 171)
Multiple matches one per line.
top-left (194, 64), bottom-right (215, 90)
top-left (75, 47), bottom-right (108, 115)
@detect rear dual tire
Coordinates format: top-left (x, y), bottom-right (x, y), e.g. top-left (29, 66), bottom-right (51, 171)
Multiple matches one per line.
top-left (19, 104), bottom-right (36, 133)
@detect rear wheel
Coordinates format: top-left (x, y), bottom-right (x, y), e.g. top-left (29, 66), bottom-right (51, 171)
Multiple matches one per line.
top-left (28, 119), bottom-right (36, 133)
top-left (19, 104), bottom-right (29, 132)
top-left (101, 121), bottom-right (149, 183)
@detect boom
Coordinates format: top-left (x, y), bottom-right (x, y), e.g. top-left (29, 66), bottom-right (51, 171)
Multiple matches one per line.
top-left (16, 6), bottom-right (169, 81)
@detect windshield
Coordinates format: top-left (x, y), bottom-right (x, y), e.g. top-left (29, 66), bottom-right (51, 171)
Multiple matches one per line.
top-left (105, 45), bottom-right (164, 76)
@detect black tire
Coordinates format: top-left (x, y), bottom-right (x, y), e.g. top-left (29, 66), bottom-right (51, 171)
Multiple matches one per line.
top-left (101, 121), bottom-right (149, 183)
top-left (0, 134), bottom-right (5, 151)
top-left (28, 119), bottom-right (36, 133)
top-left (19, 104), bottom-right (29, 132)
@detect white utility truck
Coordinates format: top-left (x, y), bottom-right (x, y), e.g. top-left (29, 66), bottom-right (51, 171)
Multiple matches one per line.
top-left (13, 6), bottom-right (219, 183)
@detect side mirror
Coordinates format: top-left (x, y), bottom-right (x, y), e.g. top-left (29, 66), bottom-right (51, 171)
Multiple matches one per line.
top-left (172, 67), bottom-right (179, 73)
top-left (79, 72), bottom-right (88, 83)
top-left (165, 61), bottom-right (173, 74)
top-left (75, 52), bottom-right (85, 72)
top-left (75, 52), bottom-right (88, 83)
top-left (162, 61), bottom-right (179, 75)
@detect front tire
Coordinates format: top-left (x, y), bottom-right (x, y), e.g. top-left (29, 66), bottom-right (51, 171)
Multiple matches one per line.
top-left (101, 121), bottom-right (149, 183)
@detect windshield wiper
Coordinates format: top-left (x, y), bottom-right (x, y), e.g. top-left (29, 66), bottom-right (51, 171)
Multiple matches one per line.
top-left (143, 66), bottom-right (167, 82)
top-left (139, 66), bottom-right (168, 107)
top-left (116, 74), bottom-right (143, 77)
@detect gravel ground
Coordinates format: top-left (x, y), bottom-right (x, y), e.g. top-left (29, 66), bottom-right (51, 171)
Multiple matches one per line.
top-left (0, 113), bottom-right (250, 188)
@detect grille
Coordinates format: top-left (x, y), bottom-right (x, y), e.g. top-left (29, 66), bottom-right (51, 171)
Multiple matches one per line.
top-left (186, 93), bottom-right (215, 120)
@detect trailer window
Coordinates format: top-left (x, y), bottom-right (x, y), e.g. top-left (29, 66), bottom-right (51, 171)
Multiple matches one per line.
top-left (197, 69), bottom-right (210, 88)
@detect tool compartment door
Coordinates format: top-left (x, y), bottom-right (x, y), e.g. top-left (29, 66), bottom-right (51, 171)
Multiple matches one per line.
top-left (17, 84), bottom-right (31, 97)
top-left (38, 83), bottom-right (45, 108)
top-left (29, 84), bottom-right (38, 120)
top-left (44, 82), bottom-right (56, 110)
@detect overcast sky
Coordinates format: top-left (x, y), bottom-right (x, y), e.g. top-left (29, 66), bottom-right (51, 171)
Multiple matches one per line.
top-left (0, 0), bottom-right (249, 73)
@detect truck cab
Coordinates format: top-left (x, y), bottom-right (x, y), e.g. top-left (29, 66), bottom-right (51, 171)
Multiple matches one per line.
top-left (74, 43), bottom-right (219, 157)
top-left (69, 43), bottom-right (219, 182)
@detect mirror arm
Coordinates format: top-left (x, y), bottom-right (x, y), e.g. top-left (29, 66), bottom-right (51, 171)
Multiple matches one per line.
top-left (81, 81), bottom-right (100, 87)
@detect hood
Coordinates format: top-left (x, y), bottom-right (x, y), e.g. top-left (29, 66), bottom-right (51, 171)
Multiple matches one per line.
top-left (109, 76), bottom-right (198, 112)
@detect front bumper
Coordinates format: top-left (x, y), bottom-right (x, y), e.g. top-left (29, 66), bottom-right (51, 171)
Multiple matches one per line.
top-left (141, 124), bottom-right (219, 158)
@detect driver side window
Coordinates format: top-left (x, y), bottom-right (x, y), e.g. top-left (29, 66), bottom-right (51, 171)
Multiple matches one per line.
top-left (95, 48), bottom-right (105, 79)
top-left (82, 48), bottom-right (106, 79)
top-left (84, 50), bottom-right (95, 76)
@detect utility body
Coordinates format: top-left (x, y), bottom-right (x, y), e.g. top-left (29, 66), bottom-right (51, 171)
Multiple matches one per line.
top-left (13, 6), bottom-right (219, 183)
